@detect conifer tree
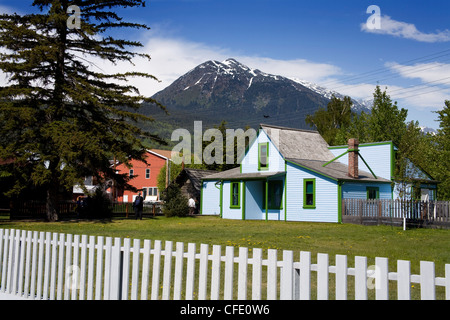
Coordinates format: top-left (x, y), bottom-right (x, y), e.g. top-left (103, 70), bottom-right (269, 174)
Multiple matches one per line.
top-left (432, 100), bottom-right (450, 199)
top-left (0, 0), bottom-right (164, 221)
top-left (368, 85), bottom-right (408, 145)
top-left (305, 94), bottom-right (354, 145)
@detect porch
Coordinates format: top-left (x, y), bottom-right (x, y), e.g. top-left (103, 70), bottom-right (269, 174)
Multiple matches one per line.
top-left (342, 199), bottom-right (450, 229)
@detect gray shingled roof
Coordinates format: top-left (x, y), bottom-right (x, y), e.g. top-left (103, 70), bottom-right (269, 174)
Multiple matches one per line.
top-left (261, 124), bottom-right (334, 161)
top-left (176, 168), bottom-right (218, 191)
top-left (203, 167), bottom-right (285, 180)
top-left (286, 158), bottom-right (391, 183)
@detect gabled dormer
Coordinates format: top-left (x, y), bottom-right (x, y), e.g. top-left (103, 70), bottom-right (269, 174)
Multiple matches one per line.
top-left (240, 126), bottom-right (284, 174)
top-left (240, 124), bottom-right (333, 174)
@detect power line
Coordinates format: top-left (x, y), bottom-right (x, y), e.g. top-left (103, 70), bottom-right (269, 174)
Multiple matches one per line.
top-left (328, 56), bottom-right (450, 92)
top-left (319, 48), bottom-right (450, 88)
top-left (394, 84), bottom-right (450, 100)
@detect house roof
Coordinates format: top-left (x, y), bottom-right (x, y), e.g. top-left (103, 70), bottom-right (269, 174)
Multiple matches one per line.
top-left (203, 124), bottom-right (394, 182)
top-left (260, 124), bottom-right (395, 182)
top-left (260, 124), bottom-right (334, 161)
top-left (148, 149), bottom-right (173, 160)
top-left (176, 168), bottom-right (218, 191)
top-left (286, 158), bottom-right (391, 183)
top-left (203, 167), bottom-right (285, 180)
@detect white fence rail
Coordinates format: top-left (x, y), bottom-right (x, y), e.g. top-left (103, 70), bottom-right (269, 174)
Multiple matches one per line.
top-left (0, 228), bottom-right (449, 300)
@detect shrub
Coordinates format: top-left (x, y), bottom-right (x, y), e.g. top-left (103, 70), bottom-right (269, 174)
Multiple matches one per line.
top-left (161, 184), bottom-right (189, 217)
top-left (79, 188), bottom-right (112, 219)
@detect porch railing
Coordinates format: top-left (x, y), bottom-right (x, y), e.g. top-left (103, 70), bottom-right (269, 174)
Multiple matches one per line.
top-left (342, 199), bottom-right (450, 228)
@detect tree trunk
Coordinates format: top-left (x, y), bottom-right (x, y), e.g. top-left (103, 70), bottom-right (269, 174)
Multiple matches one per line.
top-left (46, 160), bottom-right (61, 222)
top-left (46, 184), bottom-right (59, 222)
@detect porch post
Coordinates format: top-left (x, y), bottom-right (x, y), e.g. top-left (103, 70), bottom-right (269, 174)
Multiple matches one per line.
top-left (219, 180), bottom-right (223, 218)
top-left (338, 182), bottom-right (343, 224)
top-left (242, 181), bottom-right (246, 220)
top-left (265, 179), bottom-right (269, 222)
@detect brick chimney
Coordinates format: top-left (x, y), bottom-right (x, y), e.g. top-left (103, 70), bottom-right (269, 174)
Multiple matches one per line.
top-left (348, 138), bottom-right (359, 179)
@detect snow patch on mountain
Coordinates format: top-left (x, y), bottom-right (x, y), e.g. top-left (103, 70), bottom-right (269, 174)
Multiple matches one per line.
top-left (290, 77), bottom-right (372, 112)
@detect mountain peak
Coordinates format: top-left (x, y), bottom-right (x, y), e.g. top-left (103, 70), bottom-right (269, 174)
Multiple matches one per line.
top-left (223, 58), bottom-right (239, 64)
top-left (149, 58), bottom-right (370, 130)
top-left (222, 58), bottom-right (247, 69)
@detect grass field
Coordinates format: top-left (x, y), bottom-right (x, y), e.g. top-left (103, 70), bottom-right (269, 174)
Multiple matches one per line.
top-left (1, 214), bottom-right (448, 277)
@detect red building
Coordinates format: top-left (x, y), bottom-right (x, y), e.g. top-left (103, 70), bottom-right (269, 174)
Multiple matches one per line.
top-left (114, 149), bottom-right (172, 203)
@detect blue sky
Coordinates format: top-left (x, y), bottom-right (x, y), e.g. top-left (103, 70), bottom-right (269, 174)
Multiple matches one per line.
top-left (1, 0), bottom-right (450, 129)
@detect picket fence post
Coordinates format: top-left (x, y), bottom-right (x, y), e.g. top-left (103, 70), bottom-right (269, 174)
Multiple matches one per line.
top-left (280, 250), bottom-right (293, 300)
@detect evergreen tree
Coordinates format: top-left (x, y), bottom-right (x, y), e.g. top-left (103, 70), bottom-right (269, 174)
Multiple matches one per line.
top-left (0, 0), bottom-right (164, 221)
top-left (335, 110), bottom-right (370, 145)
top-left (305, 94), bottom-right (354, 145)
top-left (202, 120), bottom-right (249, 171)
top-left (368, 86), bottom-right (408, 145)
top-left (161, 183), bottom-right (189, 217)
top-left (432, 100), bottom-right (450, 199)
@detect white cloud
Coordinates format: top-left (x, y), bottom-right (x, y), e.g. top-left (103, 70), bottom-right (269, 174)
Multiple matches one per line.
top-left (385, 62), bottom-right (450, 109)
top-left (387, 62), bottom-right (450, 84)
top-left (237, 56), bottom-right (341, 85)
top-left (87, 36), bottom-right (343, 97)
top-left (361, 15), bottom-right (450, 43)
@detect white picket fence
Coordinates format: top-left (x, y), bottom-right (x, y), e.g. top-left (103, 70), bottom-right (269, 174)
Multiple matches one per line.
top-left (0, 228), bottom-right (449, 300)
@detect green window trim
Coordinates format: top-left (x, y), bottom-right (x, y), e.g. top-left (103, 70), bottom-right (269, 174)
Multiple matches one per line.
top-left (230, 182), bottom-right (241, 209)
top-left (366, 186), bottom-right (379, 199)
top-left (262, 180), bottom-right (284, 210)
top-left (303, 178), bottom-right (316, 209)
top-left (258, 142), bottom-right (269, 171)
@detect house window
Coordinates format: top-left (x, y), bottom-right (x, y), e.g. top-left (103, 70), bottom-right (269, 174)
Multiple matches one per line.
top-left (230, 182), bottom-right (240, 208)
top-left (143, 187), bottom-right (158, 199)
top-left (145, 168), bottom-right (150, 179)
top-left (129, 169), bottom-right (134, 178)
top-left (303, 179), bottom-right (316, 209)
top-left (258, 142), bottom-right (269, 170)
top-left (263, 180), bottom-right (283, 210)
top-left (367, 187), bottom-right (379, 199)
top-left (149, 187), bottom-right (158, 196)
top-left (142, 187), bottom-right (147, 199)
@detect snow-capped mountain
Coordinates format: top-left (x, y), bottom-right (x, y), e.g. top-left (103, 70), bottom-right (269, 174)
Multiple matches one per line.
top-left (146, 58), bottom-right (369, 130)
top-left (420, 126), bottom-right (437, 135)
top-left (290, 78), bottom-right (372, 113)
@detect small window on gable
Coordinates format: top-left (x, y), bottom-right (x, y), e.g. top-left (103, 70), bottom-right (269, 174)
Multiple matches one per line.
top-left (258, 142), bottom-right (269, 170)
top-left (230, 182), bottom-right (240, 209)
top-left (145, 168), bottom-right (150, 179)
top-left (303, 179), bottom-right (316, 209)
top-left (129, 169), bottom-right (134, 178)
top-left (367, 187), bottom-right (379, 199)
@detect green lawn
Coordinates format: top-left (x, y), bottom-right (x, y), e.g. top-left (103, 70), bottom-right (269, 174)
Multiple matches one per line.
top-left (1, 214), bottom-right (448, 277)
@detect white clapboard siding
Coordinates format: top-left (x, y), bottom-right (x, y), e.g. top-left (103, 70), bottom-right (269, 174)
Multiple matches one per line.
top-left (0, 228), bottom-right (449, 300)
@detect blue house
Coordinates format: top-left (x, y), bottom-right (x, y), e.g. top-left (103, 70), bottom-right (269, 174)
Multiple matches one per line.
top-left (200, 124), bottom-right (437, 223)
